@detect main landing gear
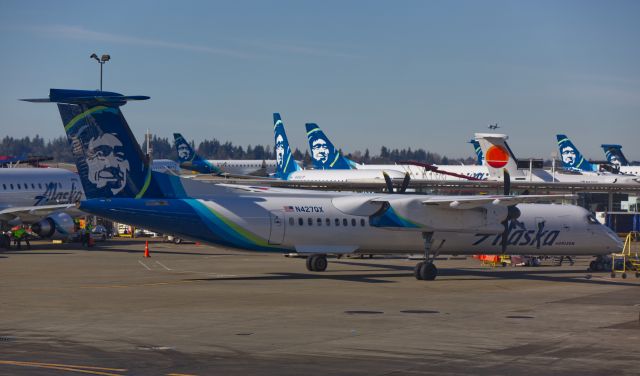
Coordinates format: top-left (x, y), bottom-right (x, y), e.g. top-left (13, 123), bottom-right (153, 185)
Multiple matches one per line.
top-left (306, 254), bottom-right (328, 272)
top-left (415, 232), bottom-right (438, 281)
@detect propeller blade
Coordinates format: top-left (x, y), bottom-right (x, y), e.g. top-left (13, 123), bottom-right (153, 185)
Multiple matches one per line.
top-left (503, 168), bottom-right (511, 196)
top-left (399, 172), bottom-right (411, 193)
top-left (383, 172), bottom-right (394, 193)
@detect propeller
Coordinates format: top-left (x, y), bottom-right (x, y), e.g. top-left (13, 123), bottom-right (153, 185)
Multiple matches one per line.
top-left (399, 172), bottom-right (411, 193)
top-left (500, 169), bottom-right (521, 253)
top-left (383, 172), bottom-right (411, 194)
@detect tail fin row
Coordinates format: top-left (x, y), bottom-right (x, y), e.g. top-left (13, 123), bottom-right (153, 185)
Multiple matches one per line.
top-left (601, 144), bottom-right (629, 166)
top-left (556, 134), bottom-right (596, 172)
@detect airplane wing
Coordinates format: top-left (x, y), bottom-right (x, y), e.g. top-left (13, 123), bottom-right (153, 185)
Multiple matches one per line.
top-left (421, 194), bottom-right (576, 209)
top-left (0, 204), bottom-right (82, 223)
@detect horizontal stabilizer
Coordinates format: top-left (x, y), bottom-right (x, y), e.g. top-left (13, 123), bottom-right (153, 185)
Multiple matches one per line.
top-left (21, 89), bottom-right (149, 106)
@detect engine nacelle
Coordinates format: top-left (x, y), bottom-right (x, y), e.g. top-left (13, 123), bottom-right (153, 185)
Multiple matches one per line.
top-left (31, 212), bottom-right (76, 240)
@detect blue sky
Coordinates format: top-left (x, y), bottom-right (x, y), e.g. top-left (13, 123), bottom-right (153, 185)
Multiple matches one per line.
top-left (1, 0), bottom-right (639, 160)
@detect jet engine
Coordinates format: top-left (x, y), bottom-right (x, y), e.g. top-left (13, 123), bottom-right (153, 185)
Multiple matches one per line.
top-left (31, 212), bottom-right (76, 239)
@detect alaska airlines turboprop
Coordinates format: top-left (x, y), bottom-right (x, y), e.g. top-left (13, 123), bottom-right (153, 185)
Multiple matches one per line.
top-left (601, 144), bottom-right (640, 176)
top-left (304, 122), bottom-right (489, 180)
top-left (478, 133), bottom-right (639, 184)
top-left (174, 133), bottom-right (276, 176)
top-left (0, 168), bottom-right (85, 239)
top-left (26, 89), bottom-right (621, 281)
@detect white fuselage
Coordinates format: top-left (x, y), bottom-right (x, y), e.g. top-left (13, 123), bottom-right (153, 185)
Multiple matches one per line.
top-left (287, 169), bottom-right (406, 183)
top-left (207, 160), bottom-right (277, 176)
top-left (0, 168), bottom-right (85, 210)
top-left (355, 164), bottom-right (489, 181)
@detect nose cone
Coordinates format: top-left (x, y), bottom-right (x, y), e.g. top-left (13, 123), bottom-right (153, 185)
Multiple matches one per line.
top-left (600, 225), bottom-right (623, 253)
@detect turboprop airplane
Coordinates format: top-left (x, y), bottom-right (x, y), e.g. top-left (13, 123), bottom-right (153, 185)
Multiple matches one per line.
top-left (304, 122), bottom-right (489, 181)
top-left (0, 167), bottom-right (84, 239)
top-left (601, 144), bottom-right (640, 176)
top-left (477, 133), bottom-right (639, 184)
top-left (26, 89), bottom-right (621, 281)
top-left (174, 133), bottom-right (276, 176)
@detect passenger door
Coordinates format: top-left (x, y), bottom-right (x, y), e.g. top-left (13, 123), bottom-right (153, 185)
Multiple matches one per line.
top-left (268, 210), bottom-right (285, 245)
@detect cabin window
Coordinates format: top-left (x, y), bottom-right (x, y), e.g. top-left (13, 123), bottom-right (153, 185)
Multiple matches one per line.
top-left (351, 219), bottom-right (356, 227)
top-left (17, 184), bottom-right (21, 189)
top-left (298, 218), bottom-right (303, 226)
top-left (360, 219), bottom-right (366, 227)
top-left (2, 184), bottom-right (5, 190)
top-left (308, 218), bottom-right (313, 226)
top-left (317, 218), bottom-right (322, 226)
top-left (335, 218), bottom-right (340, 226)
top-left (289, 218), bottom-right (294, 226)
top-left (38, 183), bottom-right (42, 189)
top-left (343, 218), bottom-right (348, 226)
top-left (10, 184), bottom-right (14, 189)
top-left (31, 183), bottom-right (35, 189)
top-left (326, 218), bottom-right (330, 226)
top-left (24, 183), bottom-right (28, 188)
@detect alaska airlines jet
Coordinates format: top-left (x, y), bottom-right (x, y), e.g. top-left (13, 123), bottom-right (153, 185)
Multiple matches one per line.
top-left (303, 122), bottom-right (489, 181)
top-left (556, 134), bottom-right (599, 172)
top-left (174, 133), bottom-right (276, 176)
top-left (469, 139), bottom-right (483, 166)
top-left (0, 168), bottom-right (85, 239)
top-left (601, 144), bottom-right (640, 176)
top-left (26, 89), bottom-right (621, 280)
top-left (478, 133), bottom-right (639, 184)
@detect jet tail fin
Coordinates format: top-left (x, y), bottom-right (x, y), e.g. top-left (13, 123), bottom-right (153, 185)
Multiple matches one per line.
top-left (27, 89), bottom-right (167, 199)
top-left (601, 144), bottom-right (629, 166)
top-left (305, 123), bottom-right (352, 170)
top-left (173, 133), bottom-right (221, 174)
top-left (273, 113), bottom-right (301, 179)
top-left (556, 134), bottom-right (596, 171)
top-left (469, 139), bottom-right (483, 165)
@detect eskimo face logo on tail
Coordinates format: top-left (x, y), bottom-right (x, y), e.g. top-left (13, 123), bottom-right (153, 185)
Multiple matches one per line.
top-left (86, 133), bottom-right (130, 195)
top-left (176, 140), bottom-right (191, 161)
top-left (311, 137), bottom-right (330, 164)
top-left (561, 146), bottom-right (577, 166)
top-left (275, 133), bottom-right (285, 168)
top-left (485, 145), bottom-right (509, 168)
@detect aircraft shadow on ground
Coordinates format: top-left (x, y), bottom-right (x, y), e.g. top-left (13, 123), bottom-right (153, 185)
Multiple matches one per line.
top-left (187, 260), bottom-right (639, 286)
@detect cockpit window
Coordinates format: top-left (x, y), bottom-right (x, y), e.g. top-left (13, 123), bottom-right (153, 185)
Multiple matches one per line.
top-left (587, 215), bottom-right (599, 225)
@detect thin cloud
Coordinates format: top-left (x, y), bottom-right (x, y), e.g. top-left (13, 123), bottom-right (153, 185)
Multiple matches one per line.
top-left (26, 25), bottom-right (257, 59)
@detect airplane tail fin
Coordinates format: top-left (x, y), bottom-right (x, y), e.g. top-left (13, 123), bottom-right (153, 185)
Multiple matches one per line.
top-left (24, 89), bottom-right (166, 199)
top-left (601, 144), bottom-right (629, 166)
top-left (305, 123), bottom-right (352, 170)
top-left (474, 133), bottom-right (524, 179)
top-left (556, 134), bottom-right (596, 171)
top-left (273, 113), bottom-right (301, 179)
top-left (173, 133), bottom-right (221, 174)
top-left (469, 139), bottom-right (483, 165)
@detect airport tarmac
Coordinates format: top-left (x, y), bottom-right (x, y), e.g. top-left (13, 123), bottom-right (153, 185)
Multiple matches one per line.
top-left (1, 238), bottom-right (639, 376)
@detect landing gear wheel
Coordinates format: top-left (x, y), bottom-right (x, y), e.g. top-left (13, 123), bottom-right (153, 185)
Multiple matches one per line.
top-left (610, 272), bottom-right (616, 278)
top-left (414, 262), bottom-right (424, 280)
top-left (419, 262), bottom-right (437, 281)
top-left (306, 255), bottom-right (328, 272)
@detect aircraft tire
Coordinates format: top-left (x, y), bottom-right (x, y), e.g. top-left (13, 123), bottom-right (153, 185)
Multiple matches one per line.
top-left (306, 256), bottom-right (314, 271)
top-left (313, 255), bottom-right (328, 272)
top-left (419, 263), bottom-right (437, 281)
top-left (414, 262), bottom-right (424, 280)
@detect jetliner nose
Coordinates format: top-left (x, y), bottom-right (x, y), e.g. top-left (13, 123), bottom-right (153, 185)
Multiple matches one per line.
top-left (601, 225), bottom-right (623, 253)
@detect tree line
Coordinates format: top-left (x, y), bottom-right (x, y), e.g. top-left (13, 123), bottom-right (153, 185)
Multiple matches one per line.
top-left (1, 135), bottom-right (476, 166)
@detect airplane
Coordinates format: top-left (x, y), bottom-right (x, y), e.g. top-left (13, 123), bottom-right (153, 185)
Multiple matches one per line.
top-left (25, 88), bottom-right (622, 281)
top-left (488, 123), bottom-right (500, 130)
top-left (0, 154), bottom-right (53, 168)
top-left (174, 133), bottom-right (276, 176)
top-left (601, 144), bottom-right (640, 176)
top-left (303, 122), bottom-right (489, 181)
top-left (556, 134), bottom-right (599, 172)
top-left (0, 167), bottom-right (85, 240)
top-left (478, 133), bottom-right (639, 184)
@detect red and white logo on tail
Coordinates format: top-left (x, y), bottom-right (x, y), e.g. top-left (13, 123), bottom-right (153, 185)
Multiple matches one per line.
top-left (475, 133), bottom-right (525, 180)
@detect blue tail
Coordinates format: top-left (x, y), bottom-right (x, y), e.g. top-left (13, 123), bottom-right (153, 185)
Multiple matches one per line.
top-left (469, 139), bottom-right (483, 165)
top-left (173, 133), bottom-right (221, 174)
top-left (305, 123), bottom-right (352, 170)
top-left (24, 89), bottom-right (175, 199)
top-left (601, 144), bottom-right (629, 166)
top-left (273, 113), bottom-right (301, 179)
top-left (556, 134), bottom-right (596, 172)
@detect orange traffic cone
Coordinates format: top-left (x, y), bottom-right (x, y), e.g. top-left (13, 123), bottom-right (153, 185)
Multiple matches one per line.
top-left (144, 240), bottom-right (150, 258)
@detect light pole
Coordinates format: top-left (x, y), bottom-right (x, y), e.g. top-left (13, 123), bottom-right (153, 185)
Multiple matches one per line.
top-left (90, 53), bottom-right (111, 91)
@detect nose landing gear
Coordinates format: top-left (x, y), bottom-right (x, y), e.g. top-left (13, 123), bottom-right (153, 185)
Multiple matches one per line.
top-left (415, 232), bottom-right (440, 281)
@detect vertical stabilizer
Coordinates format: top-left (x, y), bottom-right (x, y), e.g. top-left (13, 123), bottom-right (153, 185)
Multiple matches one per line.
top-left (305, 123), bottom-right (352, 170)
top-left (474, 133), bottom-right (525, 179)
top-left (173, 133), bottom-right (221, 174)
top-left (469, 139), bottom-right (483, 165)
top-left (273, 113), bottom-right (301, 179)
top-left (556, 134), bottom-right (596, 171)
top-left (601, 144), bottom-right (629, 167)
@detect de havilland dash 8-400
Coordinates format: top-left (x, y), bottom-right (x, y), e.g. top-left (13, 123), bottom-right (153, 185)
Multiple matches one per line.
top-left (24, 89), bottom-right (622, 281)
